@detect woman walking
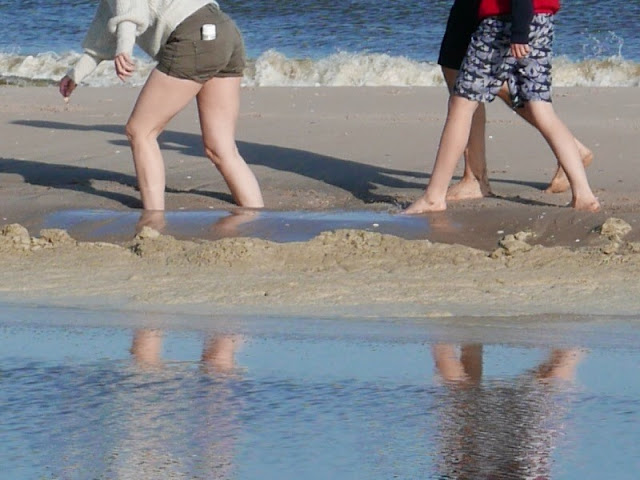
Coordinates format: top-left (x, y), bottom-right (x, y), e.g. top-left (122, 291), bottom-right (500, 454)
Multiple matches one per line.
top-left (59, 0), bottom-right (264, 211)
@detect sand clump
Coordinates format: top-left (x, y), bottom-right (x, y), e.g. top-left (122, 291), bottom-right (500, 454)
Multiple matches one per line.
top-left (490, 231), bottom-right (535, 258)
top-left (1, 224), bottom-right (77, 252)
top-left (596, 217), bottom-right (636, 255)
top-left (1, 220), bottom-right (639, 317)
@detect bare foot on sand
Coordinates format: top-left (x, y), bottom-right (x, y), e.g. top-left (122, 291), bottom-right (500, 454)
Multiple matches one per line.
top-left (545, 147), bottom-right (594, 194)
top-left (403, 196), bottom-right (447, 214)
top-left (572, 196), bottom-right (601, 212)
top-left (446, 176), bottom-right (492, 201)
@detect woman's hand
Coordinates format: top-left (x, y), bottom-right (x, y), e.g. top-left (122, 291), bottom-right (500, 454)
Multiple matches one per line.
top-left (59, 75), bottom-right (77, 100)
top-left (510, 43), bottom-right (531, 59)
top-left (114, 52), bottom-right (136, 81)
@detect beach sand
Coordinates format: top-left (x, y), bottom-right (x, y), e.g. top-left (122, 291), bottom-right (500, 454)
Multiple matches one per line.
top-left (1, 85), bottom-right (639, 317)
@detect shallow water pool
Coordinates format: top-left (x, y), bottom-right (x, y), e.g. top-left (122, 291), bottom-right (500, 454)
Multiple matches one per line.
top-left (1, 305), bottom-right (639, 479)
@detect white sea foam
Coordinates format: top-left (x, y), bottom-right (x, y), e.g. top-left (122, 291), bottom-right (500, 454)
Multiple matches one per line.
top-left (1, 50), bottom-right (638, 88)
top-left (245, 50), bottom-right (446, 87)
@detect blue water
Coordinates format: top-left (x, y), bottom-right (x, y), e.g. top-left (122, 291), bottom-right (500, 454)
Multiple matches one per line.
top-left (2, 0), bottom-right (638, 62)
top-left (1, 0), bottom-right (638, 86)
top-left (2, 305), bottom-right (640, 479)
top-left (41, 208), bottom-right (438, 243)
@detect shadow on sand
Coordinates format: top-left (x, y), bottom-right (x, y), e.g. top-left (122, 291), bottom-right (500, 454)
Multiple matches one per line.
top-left (10, 119), bottom-right (552, 209)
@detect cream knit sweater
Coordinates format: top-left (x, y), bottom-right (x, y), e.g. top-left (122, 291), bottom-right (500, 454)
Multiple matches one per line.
top-left (69, 0), bottom-right (218, 83)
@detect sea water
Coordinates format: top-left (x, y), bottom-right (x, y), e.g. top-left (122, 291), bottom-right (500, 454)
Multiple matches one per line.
top-left (1, 305), bottom-right (639, 479)
top-left (1, 0), bottom-right (638, 87)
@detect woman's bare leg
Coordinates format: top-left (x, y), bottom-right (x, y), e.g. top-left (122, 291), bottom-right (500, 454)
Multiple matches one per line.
top-left (441, 67), bottom-right (492, 200)
top-left (495, 85), bottom-right (593, 194)
top-left (126, 70), bottom-right (202, 210)
top-left (196, 77), bottom-right (264, 208)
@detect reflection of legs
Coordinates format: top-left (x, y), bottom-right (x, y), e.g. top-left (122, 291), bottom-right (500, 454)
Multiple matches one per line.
top-left (201, 336), bottom-right (241, 374)
top-left (433, 343), bottom-right (483, 384)
top-left (535, 348), bottom-right (584, 382)
top-left (197, 77), bottom-right (264, 208)
top-left (441, 67), bottom-right (491, 201)
top-left (210, 208), bottom-right (259, 238)
top-left (495, 86), bottom-right (593, 194)
top-left (460, 344), bottom-right (483, 383)
top-left (126, 70), bottom-right (202, 210)
top-left (130, 329), bottom-right (164, 368)
top-left (405, 96), bottom-right (479, 213)
top-left (525, 101), bottom-right (600, 211)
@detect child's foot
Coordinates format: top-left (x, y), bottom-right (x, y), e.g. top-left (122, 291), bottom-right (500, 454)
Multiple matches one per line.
top-left (545, 148), bottom-right (594, 194)
top-left (403, 197), bottom-right (447, 214)
top-left (446, 176), bottom-right (492, 201)
top-left (571, 196), bottom-right (601, 212)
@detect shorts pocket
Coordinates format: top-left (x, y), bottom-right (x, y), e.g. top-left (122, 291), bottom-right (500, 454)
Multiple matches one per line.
top-left (194, 38), bottom-right (231, 76)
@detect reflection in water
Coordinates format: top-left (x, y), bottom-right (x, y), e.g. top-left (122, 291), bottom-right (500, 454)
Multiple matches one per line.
top-left (136, 208), bottom-right (259, 238)
top-left (2, 312), bottom-right (640, 480)
top-left (433, 344), bottom-right (583, 480)
top-left (120, 329), bottom-right (243, 478)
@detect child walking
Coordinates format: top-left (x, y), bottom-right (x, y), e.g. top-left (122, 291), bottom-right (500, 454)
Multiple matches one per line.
top-left (405, 0), bottom-right (600, 213)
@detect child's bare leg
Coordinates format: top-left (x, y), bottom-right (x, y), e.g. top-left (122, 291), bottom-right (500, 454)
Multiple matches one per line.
top-left (441, 67), bottom-right (492, 200)
top-left (432, 344), bottom-right (483, 384)
top-left (545, 138), bottom-right (593, 193)
top-left (534, 348), bottom-right (584, 382)
top-left (496, 84), bottom-right (593, 193)
top-left (432, 344), bottom-right (466, 382)
top-left (525, 101), bottom-right (600, 212)
top-left (404, 96), bottom-right (478, 214)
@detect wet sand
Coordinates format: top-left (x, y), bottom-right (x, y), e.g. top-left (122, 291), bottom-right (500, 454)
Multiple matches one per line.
top-left (1, 85), bottom-right (640, 317)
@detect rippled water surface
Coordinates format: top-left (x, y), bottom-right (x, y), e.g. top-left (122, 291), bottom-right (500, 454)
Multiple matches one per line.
top-left (2, 306), bottom-right (639, 479)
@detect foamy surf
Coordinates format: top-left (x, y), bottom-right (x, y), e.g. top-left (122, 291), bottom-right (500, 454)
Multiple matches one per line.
top-left (1, 50), bottom-right (639, 88)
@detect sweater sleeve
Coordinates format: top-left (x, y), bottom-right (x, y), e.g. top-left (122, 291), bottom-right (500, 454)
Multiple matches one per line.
top-left (67, 54), bottom-right (102, 84)
top-left (511, 0), bottom-right (534, 44)
top-left (67, 0), bottom-right (117, 84)
top-left (107, 0), bottom-right (150, 56)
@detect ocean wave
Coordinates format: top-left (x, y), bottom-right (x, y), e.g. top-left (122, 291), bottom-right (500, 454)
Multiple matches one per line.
top-left (1, 50), bottom-right (639, 88)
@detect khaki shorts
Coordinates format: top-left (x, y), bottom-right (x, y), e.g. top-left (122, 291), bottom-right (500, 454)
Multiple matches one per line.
top-left (156, 4), bottom-right (246, 82)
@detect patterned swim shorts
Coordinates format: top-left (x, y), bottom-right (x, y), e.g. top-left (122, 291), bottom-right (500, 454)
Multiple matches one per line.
top-left (453, 14), bottom-right (554, 109)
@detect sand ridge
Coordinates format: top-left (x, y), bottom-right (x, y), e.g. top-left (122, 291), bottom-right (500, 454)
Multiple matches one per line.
top-left (1, 219), bottom-right (639, 318)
